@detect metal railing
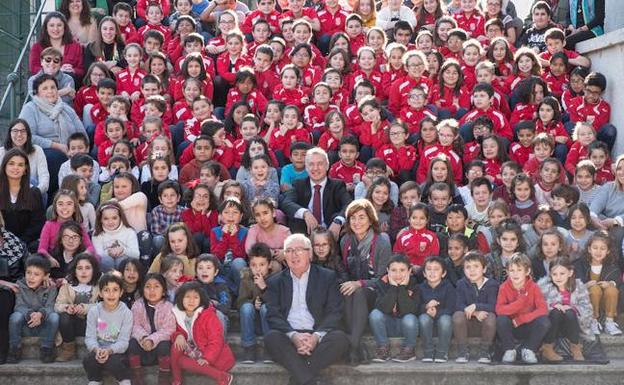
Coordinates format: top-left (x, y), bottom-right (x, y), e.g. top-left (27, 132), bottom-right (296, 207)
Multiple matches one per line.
top-left (0, 0), bottom-right (46, 122)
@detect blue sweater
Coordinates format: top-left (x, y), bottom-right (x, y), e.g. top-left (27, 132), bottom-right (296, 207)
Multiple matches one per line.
top-left (454, 277), bottom-right (499, 313)
top-left (418, 279), bottom-right (456, 317)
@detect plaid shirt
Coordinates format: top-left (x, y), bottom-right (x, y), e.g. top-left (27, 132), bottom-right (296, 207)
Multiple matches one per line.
top-left (149, 205), bottom-right (184, 235)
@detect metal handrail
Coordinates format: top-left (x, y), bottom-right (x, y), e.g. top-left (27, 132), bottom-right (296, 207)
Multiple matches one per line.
top-left (0, 0), bottom-right (46, 121)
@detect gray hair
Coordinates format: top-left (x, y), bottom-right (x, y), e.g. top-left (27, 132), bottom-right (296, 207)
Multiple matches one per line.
top-left (304, 147), bottom-right (329, 168)
top-left (284, 233), bottom-right (312, 250)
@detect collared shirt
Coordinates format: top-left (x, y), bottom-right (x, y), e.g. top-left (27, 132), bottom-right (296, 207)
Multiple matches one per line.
top-left (287, 267), bottom-right (315, 332)
top-left (294, 177), bottom-right (327, 223)
top-left (149, 205), bottom-right (184, 235)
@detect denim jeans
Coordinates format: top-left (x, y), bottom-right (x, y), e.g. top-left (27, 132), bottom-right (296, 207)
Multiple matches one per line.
top-left (369, 309), bottom-right (419, 348)
top-left (216, 309), bottom-right (229, 337)
top-left (9, 311), bottom-right (60, 348)
top-left (418, 313), bottom-right (452, 356)
top-left (239, 302), bottom-right (269, 347)
top-left (224, 258), bottom-right (247, 293)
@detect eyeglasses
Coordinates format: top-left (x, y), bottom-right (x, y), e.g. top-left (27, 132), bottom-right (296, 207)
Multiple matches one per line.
top-left (407, 63), bottom-right (424, 68)
top-left (389, 131), bottom-right (405, 136)
top-left (62, 234), bottom-right (81, 242)
top-left (284, 247), bottom-right (310, 255)
top-left (409, 94), bottom-right (425, 100)
top-left (43, 57), bottom-right (61, 64)
top-left (220, 20), bottom-right (235, 25)
top-left (11, 128), bottom-right (27, 134)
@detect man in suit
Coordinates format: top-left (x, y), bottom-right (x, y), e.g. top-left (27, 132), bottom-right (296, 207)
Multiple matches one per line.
top-left (279, 147), bottom-right (353, 237)
top-left (264, 234), bottom-right (349, 385)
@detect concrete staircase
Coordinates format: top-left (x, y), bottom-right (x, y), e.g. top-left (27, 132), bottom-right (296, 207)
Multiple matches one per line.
top-left (3, 334), bottom-right (624, 385)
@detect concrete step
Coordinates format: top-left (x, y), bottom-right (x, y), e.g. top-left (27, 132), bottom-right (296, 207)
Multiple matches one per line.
top-left (0, 358), bottom-right (622, 385)
top-left (19, 334), bottom-right (624, 360)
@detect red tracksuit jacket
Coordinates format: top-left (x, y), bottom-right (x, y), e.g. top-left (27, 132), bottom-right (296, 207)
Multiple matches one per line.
top-left (567, 96), bottom-right (611, 132)
top-left (399, 106), bottom-right (437, 135)
top-left (116, 68), bottom-right (146, 97)
top-left (329, 160), bottom-right (366, 184)
top-left (495, 278), bottom-right (548, 327)
top-left (460, 106), bottom-right (513, 141)
top-left (388, 75), bottom-right (433, 116)
top-left (303, 104), bottom-right (339, 133)
top-left (430, 84), bottom-right (471, 115)
top-left (393, 228), bottom-right (440, 267)
top-left (453, 11), bottom-right (486, 38)
top-left (508, 142), bottom-right (532, 165)
top-left (376, 144), bottom-right (417, 175)
top-left (565, 141), bottom-right (589, 176)
top-left (416, 144), bottom-right (463, 185)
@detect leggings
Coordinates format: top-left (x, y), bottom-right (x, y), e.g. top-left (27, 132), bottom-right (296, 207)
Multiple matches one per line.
top-left (83, 352), bottom-right (131, 382)
top-left (0, 290), bottom-right (15, 357)
top-left (59, 313), bottom-right (86, 342)
top-left (128, 338), bottom-right (171, 369)
top-left (170, 344), bottom-right (231, 384)
top-left (544, 309), bottom-right (581, 344)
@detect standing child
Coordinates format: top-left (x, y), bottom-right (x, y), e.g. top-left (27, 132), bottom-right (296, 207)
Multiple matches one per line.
top-left (54, 253), bottom-right (101, 362)
top-left (83, 274), bottom-right (133, 385)
top-left (92, 201), bottom-right (141, 272)
top-left (393, 203), bottom-right (440, 271)
top-left (7, 255), bottom-right (59, 363)
top-left (418, 256), bottom-right (456, 363)
top-left (575, 231), bottom-right (623, 336)
top-left (453, 251), bottom-right (499, 364)
top-left (129, 273), bottom-right (176, 385)
top-left (369, 255), bottom-right (421, 363)
top-left (538, 257), bottom-right (593, 362)
top-left (170, 281), bottom-right (234, 385)
top-left (495, 253), bottom-right (550, 364)
top-left (237, 243), bottom-right (273, 363)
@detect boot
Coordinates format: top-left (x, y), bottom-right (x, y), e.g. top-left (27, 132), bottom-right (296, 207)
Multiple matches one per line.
top-left (131, 367), bottom-right (145, 385)
top-left (569, 343), bottom-right (585, 361)
top-left (541, 343), bottom-right (563, 362)
top-left (55, 342), bottom-right (76, 362)
top-left (157, 370), bottom-right (171, 385)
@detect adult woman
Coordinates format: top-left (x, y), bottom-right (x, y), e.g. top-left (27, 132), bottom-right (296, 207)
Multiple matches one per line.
top-left (565, 0), bottom-right (605, 49)
top-left (0, 211), bottom-right (28, 364)
top-left (19, 74), bottom-right (86, 198)
top-left (84, 16), bottom-right (126, 74)
top-left (0, 148), bottom-right (45, 250)
top-left (29, 12), bottom-right (84, 79)
top-left (387, 50), bottom-right (433, 116)
top-left (59, 0), bottom-right (98, 46)
top-left (27, 47), bottom-right (76, 105)
top-left (376, 0), bottom-right (417, 32)
top-left (481, 0), bottom-right (522, 45)
top-left (0, 119), bottom-right (50, 195)
top-left (339, 199), bottom-right (392, 365)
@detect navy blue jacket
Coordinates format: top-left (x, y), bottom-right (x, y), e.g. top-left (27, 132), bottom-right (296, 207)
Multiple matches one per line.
top-left (454, 277), bottom-right (499, 313)
top-left (418, 279), bottom-right (456, 318)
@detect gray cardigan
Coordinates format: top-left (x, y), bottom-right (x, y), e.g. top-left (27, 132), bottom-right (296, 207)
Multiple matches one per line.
top-left (590, 182), bottom-right (624, 224)
top-left (18, 100), bottom-right (85, 149)
top-left (27, 71), bottom-right (75, 105)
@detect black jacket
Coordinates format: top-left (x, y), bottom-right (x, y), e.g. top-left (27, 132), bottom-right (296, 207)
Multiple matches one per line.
top-left (574, 258), bottom-right (622, 285)
top-left (454, 277), bottom-right (499, 313)
top-left (266, 264), bottom-right (343, 333)
top-left (279, 177), bottom-right (352, 233)
top-left (373, 275), bottom-right (421, 317)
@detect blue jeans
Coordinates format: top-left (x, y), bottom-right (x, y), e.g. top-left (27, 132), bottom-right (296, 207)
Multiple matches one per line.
top-left (239, 302), bottom-right (269, 347)
top-left (369, 309), bottom-right (419, 348)
top-left (216, 309), bottom-right (229, 337)
top-left (9, 311), bottom-right (59, 349)
top-left (224, 258), bottom-right (247, 293)
top-left (419, 313), bottom-right (452, 356)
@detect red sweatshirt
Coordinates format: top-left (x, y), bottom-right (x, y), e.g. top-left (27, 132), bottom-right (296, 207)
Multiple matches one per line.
top-left (210, 226), bottom-right (247, 261)
top-left (393, 228), bottom-right (440, 267)
top-left (348, 69), bottom-right (385, 100)
top-left (181, 208), bottom-right (219, 237)
top-left (136, 0), bottom-right (170, 20)
top-left (216, 53), bottom-right (250, 85)
top-left (460, 106), bottom-right (513, 141)
top-left (317, 6), bottom-right (349, 36)
top-left (508, 142), bottom-right (532, 165)
top-left (509, 103), bottom-right (537, 129)
top-left (225, 88), bottom-right (268, 116)
top-left (565, 141), bottom-right (589, 176)
top-left (73, 85), bottom-right (97, 115)
top-left (329, 160), bottom-right (366, 184)
top-left (482, 157), bottom-right (503, 186)
top-left (542, 71), bottom-right (568, 99)
top-left (430, 84), bottom-right (471, 115)
top-left (132, 23), bottom-right (172, 47)
top-left (170, 77), bottom-right (214, 102)
top-left (241, 9), bottom-right (282, 35)
top-left (130, 98), bottom-right (174, 127)
top-left (357, 120), bottom-right (390, 148)
top-left (453, 10), bottom-right (486, 38)
top-left (268, 126), bottom-right (311, 159)
top-left (376, 144), bottom-right (417, 175)
top-left (399, 106), bottom-right (437, 135)
top-left (495, 278), bottom-right (548, 327)
top-left (272, 85), bottom-right (309, 111)
top-left (535, 119), bottom-right (570, 147)
top-left (116, 68), bottom-right (147, 97)
top-left (388, 75), bottom-right (433, 116)
top-left (567, 96), bottom-right (611, 132)
top-left (172, 100), bottom-right (193, 123)
top-left (303, 104), bottom-right (339, 133)
top-left (416, 144), bottom-right (463, 185)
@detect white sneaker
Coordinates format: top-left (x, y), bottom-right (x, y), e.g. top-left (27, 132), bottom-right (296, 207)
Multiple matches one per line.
top-left (590, 319), bottom-right (601, 335)
top-left (604, 319), bottom-right (623, 336)
top-left (521, 348), bottom-right (538, 364)
top-left (501, 349), bottom-right (516, 363)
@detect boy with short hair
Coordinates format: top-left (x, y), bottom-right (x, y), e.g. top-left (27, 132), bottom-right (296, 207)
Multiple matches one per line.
top-left (280, 141), bottom-right (311, 191)
top-left (418, 256), bottom-right (456, 363)
top-left (329, 136), bottom-right (366, 193)
top-left (509, 121), bottom-right (536, 165)
top-left (58, 133), bottom-right (101, 186)
top-left (517, 1), bottom-right (555, 53)
top-left (465, 177), bottom-right (493, 227)
top-left (241, 0), bottom-right (281, 37)
top-left (179, 135), bottom-right (216, 185)
top-left (113, 2), bottom-right (137, 43)
top-left (428, 182), bottom-right (453, 233)
top-left (453, 251), bottom-right (499, 364)
top-left (89, 78), bottom-right (117, 128)
top-left (150, 180), bottom-right (184, 241)
top-left (551, 184), bottom-right (580, 228)
top-left (70, 153), bottom-right (101, 207)
top-left (354, 158), bottom-right (399, 205)
top-left (440, 28), bottom-right (468, 61)
top-left (463, 116), bottom-right (494, 164)
top-left (252, 45), bottom-right (280, 100)
top-left (131, 76), bottom-right (173, 127)
top-left (459, 83), bottom-right (512, 142)
top-left (94, 95), bottom-right (133, 149)
top-left (496, 253), bottom-right (550, 364)
top-left (539, 28), bottom-right (590, 69)
top-left (522, 132), bottom-right (555, 179)
top-left (7, 255), bottom-right (59, 363)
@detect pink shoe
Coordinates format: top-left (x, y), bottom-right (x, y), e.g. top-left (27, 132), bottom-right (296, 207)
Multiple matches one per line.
top-left (218, 373), bottom-right (234, 385)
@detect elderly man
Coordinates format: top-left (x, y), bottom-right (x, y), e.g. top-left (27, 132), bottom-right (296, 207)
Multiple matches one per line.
top-left (264, 234), bottom-right (349, 385)
top-left (279, 147), bottom-right (352, 237)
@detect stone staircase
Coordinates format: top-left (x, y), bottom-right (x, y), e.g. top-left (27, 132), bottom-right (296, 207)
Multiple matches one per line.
top-left (3, 334), bottom-right (624, 385)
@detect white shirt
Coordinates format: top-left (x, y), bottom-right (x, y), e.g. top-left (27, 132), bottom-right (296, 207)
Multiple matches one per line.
top-left (294, 178), bottom-right (328, 224)
top-left (287, 267), bottom-right (315, 332)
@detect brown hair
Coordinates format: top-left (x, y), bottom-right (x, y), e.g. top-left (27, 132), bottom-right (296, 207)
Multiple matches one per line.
top-left (345, 198), bottom-right (381, 234)
top-left (94, 201), bottom-right (132, 236)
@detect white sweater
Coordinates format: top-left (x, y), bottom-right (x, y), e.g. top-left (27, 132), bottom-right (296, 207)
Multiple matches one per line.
top-left (0, 145), bottom-right (49, 193)
top-left (92, 223), bottom-right (140, 260)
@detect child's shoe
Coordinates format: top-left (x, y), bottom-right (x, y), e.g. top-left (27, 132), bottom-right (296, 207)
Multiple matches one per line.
top-left (604, 319), bottom-right (623, 336)
top-left (40, 346), bottom-right (56, 363)
top-left (421, 351), bottom-right (434, 363)
top-left (501, 349), bottom-right (516, 363)
top-left (477, 348), bottom-right (492, 364)
top-left (569, 343), bottom-right (585, 361)
top-left (590, 318), bottom-right (601, 335)
top-left (521, 348), bottom-right (538, 364)
top-left (392, 347), bottom-right (416, 363)
top-left (241, 345), bottom-right (257, 364)
top-left (372, 345), bottom-right (391, 363)
top-left (218, 373), bottom-right (234, 385)
top-left (434, 353), bottom-right (448, 363)
top-left (541, 343), bottom-right (563, 362)
top-left (55, 341), bottom-right (76, 362)
top-left (455, 346), bottom-right (469, 363)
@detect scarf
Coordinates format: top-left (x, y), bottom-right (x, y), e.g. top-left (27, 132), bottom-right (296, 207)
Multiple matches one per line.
top-left (346, 229), bottom-right (375, 280)
top-left (569, 0), bottom-right (603, 36)
top-left (0, 229), bottom-right (27, 283)
top-left (32, 95), bottom-right (72, 146)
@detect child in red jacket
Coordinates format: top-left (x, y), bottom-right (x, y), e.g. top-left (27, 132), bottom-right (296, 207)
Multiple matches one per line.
top-left (416, 119), bottom-right (463, 185)
top-left (401, 85), bottom-right (437, 139)
top-left (508, 121), bottom-right (535, 166)
top-left (225, 68), bottom-right (268, 117)
top-left (495, 253), bottom-right (549, 364)
top-left (117, 44), bottom-right (146, 102)
top-left (210, 198), bottom-right (248, 290)
top-left (459, 83), bottom-right (512, 143)
top-left (272, 65), bottom-right (310, 112)
top-left (565, 122), bottom-right (596, 177)
top-left (375, 121), bottom-right (417, 185)
top-left (171, 282), bottom-right (235, 385)
top-left (393, 203), bottom-right (440, 270)
top-left (268, 105), bottom-right (311, 166)
top-left (431, 60), bottom-right (471, 120)
top-left (357, 96), bottom-right (389, 163)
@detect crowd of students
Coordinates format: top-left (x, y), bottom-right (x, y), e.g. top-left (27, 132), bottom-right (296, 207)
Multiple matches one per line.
top-left (0, 0), bottom-right (619, 384)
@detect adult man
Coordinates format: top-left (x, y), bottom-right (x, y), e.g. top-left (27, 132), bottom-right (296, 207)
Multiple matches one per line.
top-left (280, 147), bottom-right (352, 237)
top-left (264, 234), bottom-right (349, 385)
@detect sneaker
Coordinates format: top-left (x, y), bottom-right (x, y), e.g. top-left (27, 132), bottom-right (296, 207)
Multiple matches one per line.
top-left (372, 346), bottom-right (391, 363)
top-left (604, 319), bottom-right (623, 336)
top-left (521, 348), bottom-right (538, 364)
top-left (502, 349), bottom-right (516, 363)
top-left (217, 373), bottom-right (234, 385)
top-left (392, 347), bottom-right (416, 363)
top-left (434, 354), bottom-right (448, 363)
top-left (590, 319), bottom-right (601, 335)
top-left (477, 349), bottom-right (492, 364)
top-left (40, 347), bottom-right (56, 363)
top-left (241, 346), bottom-right (256, 364)
top-left (6, 346), bottom-right (21, 364)
top-left (421, 352), bottom-right (434, 363)
top-left (455, 347), bottom-right (469, 363)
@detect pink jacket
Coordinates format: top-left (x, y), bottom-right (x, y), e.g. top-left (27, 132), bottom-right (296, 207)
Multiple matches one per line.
top-left (131, 298), bottom-right (176, 345)
top-left (38, 219), bottom-right (95, 256)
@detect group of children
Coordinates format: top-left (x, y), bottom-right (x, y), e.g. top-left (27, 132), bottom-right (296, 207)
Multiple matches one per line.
top-left (2, 0), bottom-right (623, 382)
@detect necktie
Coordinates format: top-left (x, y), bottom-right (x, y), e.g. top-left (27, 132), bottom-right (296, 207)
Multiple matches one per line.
top-left (313, 184), bottom-right (322, 224)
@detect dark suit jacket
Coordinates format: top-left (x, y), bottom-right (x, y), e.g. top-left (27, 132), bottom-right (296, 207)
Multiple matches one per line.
top-left (266, 264), bottom-right (344, 334)
top-left (279, 177), bottom-right (353, 234)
